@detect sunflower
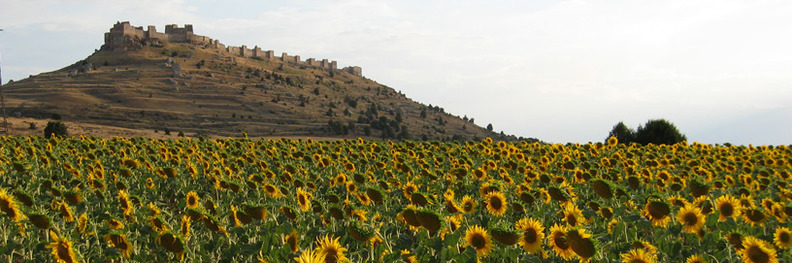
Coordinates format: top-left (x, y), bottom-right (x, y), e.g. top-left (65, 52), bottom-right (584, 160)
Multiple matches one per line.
top-left (185, 191), bottom-right (200, 210)
top-left (460, 195), bottom-right (476, 214)
top-left (446, 215), bottom-right (463, 232)
top-left (48, 230), bottom-right (80, 263)
top-left (566, 228), bottom-right (597, 262)
top-left (108, 218), bottom-right (124, 230)
top-left (180, 215), bottom-right (191, 238)
top-left (485, 191), bottom-right (508, 216)
top-left (464, 225), bottom-right (493, 257)
top-left (715, 195), bottom-right (741, 222)
top-left (620, 248), bottom-right (657, 263)
top-left (642, 199), bottom-right (671, 227)
top-left (118, 190), bottom-right (132, 213)
top-left (105, 232), bottom-right (133, 258)
top-left (549, 223), bottom-right (576, 261)
top-left (402, 182), bottom-right (418, 199)
top-left (607, 219), bottom-right (619, 234)
top-left (415, 209), bottom-right (442, 237)
top-left (632, 241), bottom-right (658, 255)
top-left (145, 177), bottom-right (154, 189)
top-left (30, 213), bottom-right (52, 230)
top-left (296, 188), bottom-right (313, 212)
top-left (148, 215), bottom-right (169, 232)
top-left (443, 189), bottom-right (455, 201)
top-left (158, 231), bottom-right (185, 261)
top-left (676, 203), bottom-right (705, 234)
top-left (345, 181), bottom-right (358, 194)
top-left (294, 249), bottom-right (326, 263)
top-left (147, 202), bottom-right (162, 216)
top-left (686, 254), bottom-right (708, 263)
top-left (59, 202), bottom-right (75, 223)
top-left (243, 203), bottom-right (268, 220)
top-left (773, 227), bottom-right (791, 250)
top-left (315, 234), bottom-right (348, 263)
top-left (444, 199), bottom-right (461, 213)
top-left (562, 203), bottom-right (586, 227)
top-left (263, 184), bottom-right (283, 198)
top-left (285, 229), bottom-right (299, 253)
top-left (742, 208), bottom-right (766, 226)
top-left (515, 217), bottom-right (545, 254)
top-left (738, 236), bottom-right (778, 263)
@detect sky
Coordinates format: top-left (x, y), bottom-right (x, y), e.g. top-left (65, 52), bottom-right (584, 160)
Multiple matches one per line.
top-left (1, 0), bottom-right (790, 145)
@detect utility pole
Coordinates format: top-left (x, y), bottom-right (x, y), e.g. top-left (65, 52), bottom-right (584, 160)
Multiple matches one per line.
top-left (0, 28), bottom-right (7, 135)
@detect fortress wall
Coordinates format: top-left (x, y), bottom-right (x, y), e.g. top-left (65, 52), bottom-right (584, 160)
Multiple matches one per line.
top-left (227, 46), bottom-right (241, 56)
top-left (281, 52), bottom-right (294, 62)
top-left (343, 66), bottom-right (362, 77)
top-left (103, 22), bottom-right (362, 76)
top-left (190, 35), bottom-right (212, 45)
top-left (252, 46), bottom-right (262, 58)
top-left (240, 45), bottom-right (253, 57)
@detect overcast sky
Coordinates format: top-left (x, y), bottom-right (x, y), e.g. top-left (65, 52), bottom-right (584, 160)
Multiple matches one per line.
top-left (1, 0), bottom-right (790, 145)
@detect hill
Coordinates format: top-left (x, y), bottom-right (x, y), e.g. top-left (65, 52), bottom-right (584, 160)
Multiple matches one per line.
top-left (1, 22), bottom-right (527, 141)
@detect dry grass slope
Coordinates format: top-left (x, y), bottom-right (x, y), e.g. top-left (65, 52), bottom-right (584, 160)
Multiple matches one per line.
top-left (3, 41), bottom-right (516, 141)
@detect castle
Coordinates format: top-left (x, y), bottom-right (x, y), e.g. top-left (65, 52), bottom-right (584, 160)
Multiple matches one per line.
top-left (102, 21), bottom-right (362, 77)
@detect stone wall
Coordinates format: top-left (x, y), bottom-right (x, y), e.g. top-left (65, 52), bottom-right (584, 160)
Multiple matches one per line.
top-left (101, 22), bottom-right (362, 76)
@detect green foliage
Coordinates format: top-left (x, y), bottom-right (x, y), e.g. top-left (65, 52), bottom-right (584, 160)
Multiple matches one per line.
top-left (635, 119), bottom-right (687, 145)
top-left (43, 121), bottom-right (67, 138)
top-left (607, 121), bottom-right (635, 144)
top-left (608, 119), bottom-right (687, 145)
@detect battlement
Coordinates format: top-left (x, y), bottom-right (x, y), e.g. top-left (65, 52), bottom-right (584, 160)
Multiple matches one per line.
top-left (101, 21), bottom-right (362, 77)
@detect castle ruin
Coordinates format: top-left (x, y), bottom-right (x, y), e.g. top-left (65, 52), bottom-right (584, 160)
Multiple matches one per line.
top-left (102, 21), bottom-right (362, 77)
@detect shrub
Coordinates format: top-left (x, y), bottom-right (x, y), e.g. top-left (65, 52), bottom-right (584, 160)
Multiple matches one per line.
top-left (44, 121), bottom-right (67, 138)
top-left (634, 119), bottom-right (687, 145)
top-left (606, 122), bottom-right (635, 144)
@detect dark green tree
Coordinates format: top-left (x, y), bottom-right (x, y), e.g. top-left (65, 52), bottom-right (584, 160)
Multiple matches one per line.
top-left (44, 121), bottom-right (68, 138)
top-left (634, 119), bottom-right (687, 145)
top-left (486, 123), bottom-right (493, 132)
top-left (607, 121), bottom-right (635, 144)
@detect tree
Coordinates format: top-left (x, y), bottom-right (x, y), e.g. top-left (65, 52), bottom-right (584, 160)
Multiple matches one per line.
top-left (44, 121), bottom-right (68, 138)
top-left (634, 119), bottom-right (687, 145)
top-left (607, 122), bottom-right (635, 144)
top-left (486, 123), bottom-right (493, 132)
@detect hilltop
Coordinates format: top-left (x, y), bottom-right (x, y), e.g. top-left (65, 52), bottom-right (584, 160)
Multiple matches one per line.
top-left (2, 22), bottom-right (529, 141)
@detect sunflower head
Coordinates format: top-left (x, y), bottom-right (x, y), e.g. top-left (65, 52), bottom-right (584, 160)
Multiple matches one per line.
top-left (676, 204), bottom-right (705, 234)
top-left (464, 225), bottom-right (493, 257)
top-left (185, 191), bottom-right (200, 209)
top-left (315, 235), bottom-right (348, 263)
top-left (29, 213), bottom-right (51, 230)
top-left (738, 236), bottom-right (778, 263)
top-left (714, 195), bottom-right (741, 222)
top-left (685, 254), bottom-right (708, 263)
top-left (773, 227), bottom-right (791, 250)
top-left (285, 229), bottom-right (299, 253)
top-left (566, 228), bottom-right (597, 261)
top-left (485, 191), bottom-right (508, 217)
top-left (515, 217), bottom-right (545, 254)
top-left (548, 223), bottom-right (576, 261)
top-left (460, 195), bottom-right (476, 214)
top-left (415, 208), bottom-right (442, 237)
top-left (0, 189), bottom-right (24, 222)
top-left (47, 230), bottom-right (80, 263)
top-left (105, 231), bottom-right (133, 258)
top-left (620, 248), bottom-right (657, 263)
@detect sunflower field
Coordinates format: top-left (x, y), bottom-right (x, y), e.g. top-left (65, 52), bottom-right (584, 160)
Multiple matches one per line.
top-left (0, 135), bottom-right (790, 263)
